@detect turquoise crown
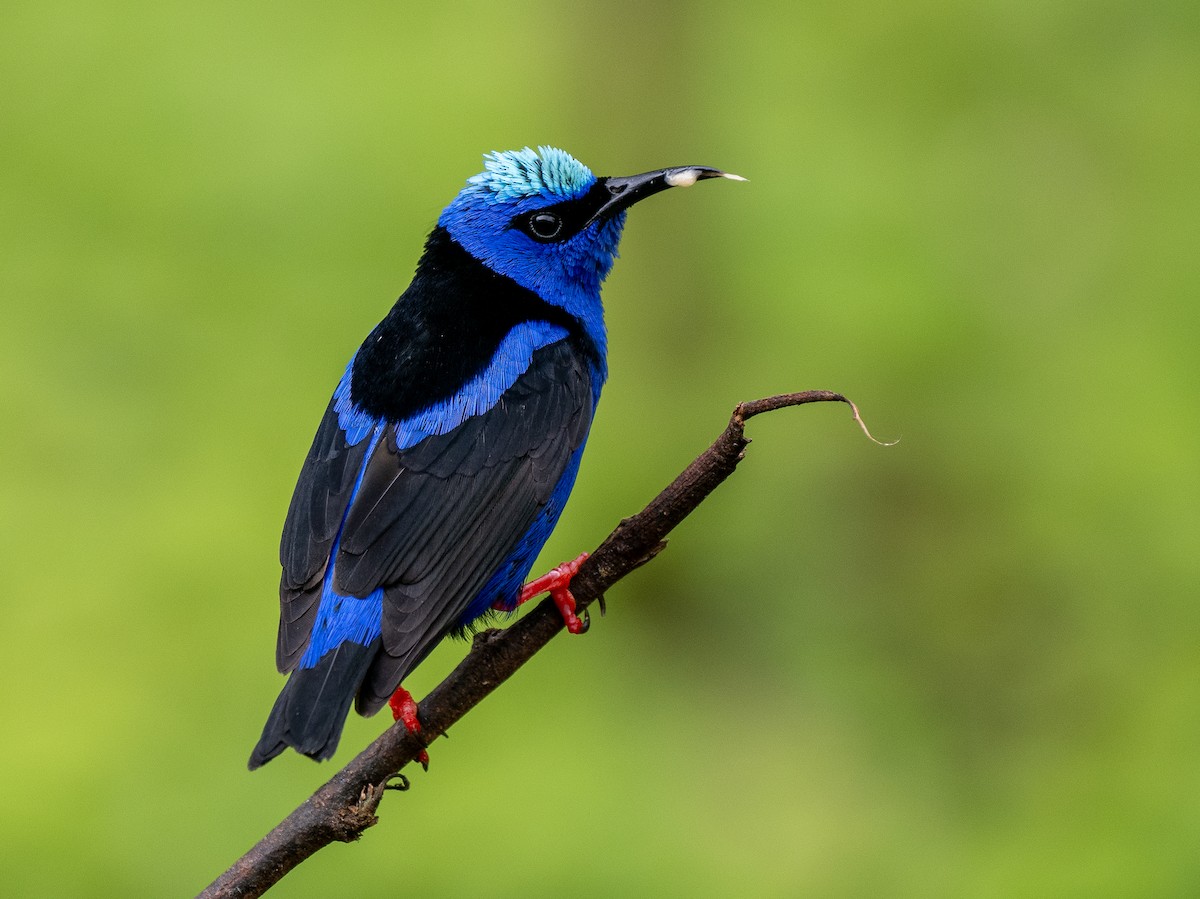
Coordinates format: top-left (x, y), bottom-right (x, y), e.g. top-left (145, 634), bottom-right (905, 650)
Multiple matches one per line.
top-left (465, 146), bottom-right (595, 202)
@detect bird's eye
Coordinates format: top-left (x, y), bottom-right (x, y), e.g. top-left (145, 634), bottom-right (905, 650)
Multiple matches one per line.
top-left (527, 212), bottom-right (564, 241)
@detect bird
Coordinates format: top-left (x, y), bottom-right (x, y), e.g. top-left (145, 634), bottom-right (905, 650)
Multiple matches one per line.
top-left (249, 146), bottom-right (743, 769)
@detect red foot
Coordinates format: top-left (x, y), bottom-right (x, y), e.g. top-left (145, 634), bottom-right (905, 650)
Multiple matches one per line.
top-left (389, 686), bottom-right (429, 770)
top-left (498, 552), bottom-right (590, 634)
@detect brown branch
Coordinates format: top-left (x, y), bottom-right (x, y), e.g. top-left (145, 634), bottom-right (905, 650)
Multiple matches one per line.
top-left (199, 390), bottom-right (877, 898)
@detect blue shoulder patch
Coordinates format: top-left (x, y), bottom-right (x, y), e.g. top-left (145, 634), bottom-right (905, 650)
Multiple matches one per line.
top-left (334, 320), bottom-right (571, 450)
top-left (465, 146), bottom-right (594, 202)
top-left (395, 320), bottom-right (570, 449)
top-left (333, 365), bottom-right (381, 446)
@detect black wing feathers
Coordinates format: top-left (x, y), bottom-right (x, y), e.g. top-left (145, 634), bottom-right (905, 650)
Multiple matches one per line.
top-left (274, 338), bottom-right (593, 712)
top-left (275, 398), bottom-right (372, 672)
top-left (346, 340), bottom-right (593, 714)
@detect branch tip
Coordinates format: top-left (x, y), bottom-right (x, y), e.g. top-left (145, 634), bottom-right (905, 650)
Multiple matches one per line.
top-left (735, 391), bottom-right (896, 446)
top-left (843, 397), bottom-right (898, 447)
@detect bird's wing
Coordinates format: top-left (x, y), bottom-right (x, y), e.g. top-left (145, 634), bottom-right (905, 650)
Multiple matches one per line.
top-left (277, 338), bottom-right (594, 705)
top-left (342, 338), bottom-right (594, 713)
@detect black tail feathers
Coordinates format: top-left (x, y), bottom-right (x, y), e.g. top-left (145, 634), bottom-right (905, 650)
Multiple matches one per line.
top-left (248, 639), bottom-right (379, 770)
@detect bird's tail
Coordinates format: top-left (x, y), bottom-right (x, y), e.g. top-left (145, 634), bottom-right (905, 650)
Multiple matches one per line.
top-left (248, 639), bottom-right (379, 770)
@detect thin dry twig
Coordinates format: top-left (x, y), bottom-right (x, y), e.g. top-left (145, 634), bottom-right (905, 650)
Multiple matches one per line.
top-left (199, 390), bottom-right (881, 898)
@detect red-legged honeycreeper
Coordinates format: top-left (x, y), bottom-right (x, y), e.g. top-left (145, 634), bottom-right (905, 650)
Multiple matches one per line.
top-left (249, 147), bottom-right (743, 768)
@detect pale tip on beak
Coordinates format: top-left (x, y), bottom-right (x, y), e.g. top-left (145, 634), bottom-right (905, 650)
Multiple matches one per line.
top-left (663, 168), bottom-right (748, 188)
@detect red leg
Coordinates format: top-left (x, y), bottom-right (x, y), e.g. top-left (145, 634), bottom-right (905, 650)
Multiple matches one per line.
top-left (494, 552), bottom-right (590, 634)
top-left (389, 685), bottom-right (430, 770)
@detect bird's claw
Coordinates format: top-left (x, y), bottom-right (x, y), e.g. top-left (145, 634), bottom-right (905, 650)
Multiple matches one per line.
top-left (554, 593), bottom-right (588, 634)
top-left (518, 552), bottom-right (591, 634)
top-left (389, 686), bottom-right (431, 770)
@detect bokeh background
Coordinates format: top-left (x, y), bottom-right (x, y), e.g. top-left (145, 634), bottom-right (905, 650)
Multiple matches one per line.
top-left (3, 1), bottom-right (1198, 895)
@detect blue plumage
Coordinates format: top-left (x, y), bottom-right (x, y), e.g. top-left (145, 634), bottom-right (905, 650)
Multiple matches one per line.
top-left (250, 148), bottom-right (739, 768)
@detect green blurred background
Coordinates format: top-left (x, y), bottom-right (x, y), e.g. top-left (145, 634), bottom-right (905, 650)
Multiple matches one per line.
top-left (3, 0), bottom-right (1198, 895)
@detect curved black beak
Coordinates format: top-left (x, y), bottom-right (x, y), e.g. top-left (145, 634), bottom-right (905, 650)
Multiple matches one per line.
top-left (587, 166), bottom-right (746, 225)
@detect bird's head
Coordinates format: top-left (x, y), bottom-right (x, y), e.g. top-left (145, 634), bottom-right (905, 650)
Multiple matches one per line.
top-left (438, 147), bottom-right (743, 315)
